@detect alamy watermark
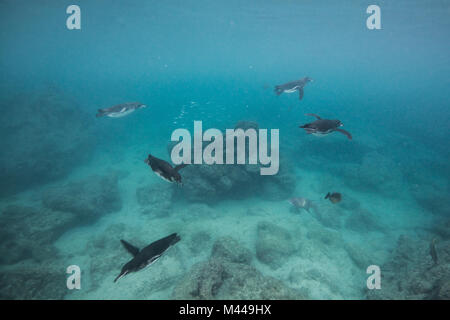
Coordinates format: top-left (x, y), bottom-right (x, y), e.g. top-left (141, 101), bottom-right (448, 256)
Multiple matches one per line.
top-left (66, 265), bottom-right (81, 290)
top-left (366, 265), bottom-right (381, 289)
top-left (170, 121), bottom-right (279, 175)
top-left (66, 5), bottom-right (381, 31)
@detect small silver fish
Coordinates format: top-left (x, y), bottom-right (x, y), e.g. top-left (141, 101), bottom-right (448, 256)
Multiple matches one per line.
top-left (289, 197), bottom-right (315, 213)
top-left (430, 238), bottom-right (438, 265)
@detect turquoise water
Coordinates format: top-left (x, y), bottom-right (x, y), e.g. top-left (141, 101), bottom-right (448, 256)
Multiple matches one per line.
top-left (0, 0), bottom-right (449, 299)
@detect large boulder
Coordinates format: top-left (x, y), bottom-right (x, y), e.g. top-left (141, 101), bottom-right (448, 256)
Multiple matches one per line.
top-left (211, 236), bottom-right (252, 264)
top-left (0, 264), bottom-right (67, 299)
top-left (255, 221), bottom-right (295, 269)
top-left (170, 120), bottom-right (296, 203)
top-left (366, 235), bottom-right (450, 300)
top-left (0, 87), bottom-right (94, 196)
top-left (42, 173), bottom-right (122, 222)
top-left (172, 237), bottom-right (304, 299)
top-left (0, 205), bottom-right (76, 265)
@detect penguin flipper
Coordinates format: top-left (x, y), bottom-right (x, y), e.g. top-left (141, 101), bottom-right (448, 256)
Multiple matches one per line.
top-left (305, 113), bottom-right (321, 120)
top-left (174, 164), bottom-right (188, 172)
top-left (298, 88), bottom-right (304, 100)
top-left (120, 240), bottom-right (140, 257)
top-left (335, 128), bottom-right (352, 140)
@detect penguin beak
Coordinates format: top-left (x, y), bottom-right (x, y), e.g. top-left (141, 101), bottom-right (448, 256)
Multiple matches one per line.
top-left (114, 270), bottom-right (128, 283)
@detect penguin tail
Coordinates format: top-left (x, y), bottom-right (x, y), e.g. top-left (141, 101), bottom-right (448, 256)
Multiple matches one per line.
top-left (174, 163), bottom-right (188, 172)
top-left (96, 109), bottom-right (105, 118)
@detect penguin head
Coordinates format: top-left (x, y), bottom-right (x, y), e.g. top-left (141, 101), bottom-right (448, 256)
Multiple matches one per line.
top-left (138, 103), bottom-right (147, 109)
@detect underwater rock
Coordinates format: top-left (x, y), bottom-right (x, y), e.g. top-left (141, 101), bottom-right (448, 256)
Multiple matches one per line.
top-left (438, 280), bottom-right (450, 300)
top-left (178, 164), bottom-right (254, 202)
top-left (172, 259), bottom-right (304, 299)
top-left (172, 259), bottom-right (226, 299)
top-left (366, 235), bottom-right (450, 300)
top-left (42, 173), bottom-right (122, 222)
top-left (217, 261), bottom-right (304, 299)
top-left (0, 87), bottom-right (94, 196)
top-left (211, 236), bottom-right (252, 264)
top-left (255, 221), bottom-right (295, 269)
top-left (170, 120), bottom-right (295, 203)
top-left (0, 205), bottom-right (76, 265)
top-left (0, 264), bottom-right (67, 299)
top-left (288, 268), bottom-right (341, 299)
top-left (172, 236), bottom-right (304, 299)
top-left (136, 183), bottom-right (173, 216)
top-left (345, 208), bottom-right (384, 233)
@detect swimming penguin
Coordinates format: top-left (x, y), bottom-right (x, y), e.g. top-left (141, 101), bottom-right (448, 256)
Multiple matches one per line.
top-left (300, 114), bottom-right (352, 140)
top-left (96, 102), bottom-right (147, 118)
top-left (274, 77), bottom-right (313, 100)
top-left (325, 192), bottom-right (342, 204)
top-left (114, 233), bottom-right (180, 282)
top-left (145, 154), bottom-right (188, 184)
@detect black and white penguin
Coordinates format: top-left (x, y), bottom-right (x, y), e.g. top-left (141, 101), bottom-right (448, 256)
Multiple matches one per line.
top-left (114, 233), bottom-right (180, 282)
top-left (145, 154), bottom-right (188, 184)
top-left (96, 102), bottom-right (147, 118)
top-left (299, 113), bottom-right (352, 140)
top-left (274, 77), bottom-right (313, 100)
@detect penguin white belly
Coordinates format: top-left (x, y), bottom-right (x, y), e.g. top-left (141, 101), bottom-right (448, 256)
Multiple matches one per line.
top-left (144, 255), bottom-right (161, 269)
top-left (154, 170), bottom-right (173, 183)
top-left (107, 108), bottom-right (135, 118)
top-left (312, 132), bottom-right (329, 137)
top-left (284, 86), bottom-right (300, 93)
